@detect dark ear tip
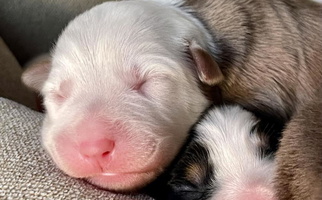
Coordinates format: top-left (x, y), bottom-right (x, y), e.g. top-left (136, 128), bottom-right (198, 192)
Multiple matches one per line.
top-left (202, 70), bottom-right (224, 85)
top-left (189, 40), bottom-right (224, 86)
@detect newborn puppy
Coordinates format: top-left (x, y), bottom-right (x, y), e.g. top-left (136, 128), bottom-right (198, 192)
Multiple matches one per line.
top-left (167, 106), bottom-right (276, 200)
top-left (22, 1), bottom-right (215, 191)
top-left (22, 0), bottom-right (322, 195)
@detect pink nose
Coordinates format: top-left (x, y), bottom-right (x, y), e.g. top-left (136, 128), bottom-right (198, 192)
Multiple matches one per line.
top-left (54, 118), bottom-right (121, 176)
top-left (79, 138), bottom-right (115, 158)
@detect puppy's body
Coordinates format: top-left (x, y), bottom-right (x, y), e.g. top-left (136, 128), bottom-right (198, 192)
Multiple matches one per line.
top-left (167, 106), bottom-right (276, 200)
top-left (22, 0), bottom-right (322, 197)
top-left (276, 88), bottom-right (322, 200)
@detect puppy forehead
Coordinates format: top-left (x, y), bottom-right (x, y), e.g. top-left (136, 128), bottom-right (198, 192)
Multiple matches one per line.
top-left (49, 1), bottom-right (190, 86)
top-left (54, 0), bottom-right (187, 58)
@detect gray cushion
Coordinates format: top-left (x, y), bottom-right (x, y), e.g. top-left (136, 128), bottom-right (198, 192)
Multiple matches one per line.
top-left (0, 98), bottom-right (153, 200)
top-left (0, 37), bottom-right (37, 110)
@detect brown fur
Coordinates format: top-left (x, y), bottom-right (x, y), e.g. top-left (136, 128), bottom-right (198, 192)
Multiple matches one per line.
top-left (186, 0), bottom-right (322, 121)
top-left (276, 88), bottom-right (322, 200)
top-left (184, 0), bottom-right (322, 199)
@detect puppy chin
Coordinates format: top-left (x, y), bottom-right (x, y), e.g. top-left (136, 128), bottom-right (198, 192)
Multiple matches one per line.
top-left (87, 171), bottom-right (158, 191)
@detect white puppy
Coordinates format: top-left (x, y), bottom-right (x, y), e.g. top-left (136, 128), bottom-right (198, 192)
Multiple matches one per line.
top-left (22, 0), bottom-right (220, 191)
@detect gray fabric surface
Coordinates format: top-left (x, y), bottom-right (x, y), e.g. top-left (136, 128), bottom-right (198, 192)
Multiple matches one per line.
top-left (0, 98), bottom-right (153, 200)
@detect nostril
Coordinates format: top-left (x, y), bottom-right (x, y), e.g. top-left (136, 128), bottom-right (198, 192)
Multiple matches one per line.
top-left (102, 151), bottom-right (110, 157)
top-left (79, 139), bottom-right (115, 158)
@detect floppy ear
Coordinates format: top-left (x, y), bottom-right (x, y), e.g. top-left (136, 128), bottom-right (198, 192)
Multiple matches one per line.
top-left (189, 40), bottom-right (223, 85)
top-left (21, 54), bottom-right (52, 92)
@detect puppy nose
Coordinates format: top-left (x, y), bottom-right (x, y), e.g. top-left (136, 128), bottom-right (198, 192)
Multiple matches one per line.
top-left (79, 138), bottom-right (115, 158)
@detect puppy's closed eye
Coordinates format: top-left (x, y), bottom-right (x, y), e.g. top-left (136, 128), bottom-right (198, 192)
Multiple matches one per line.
top-left (167, 139), bottom-right (215, 200)
top-left (48, 80), bottom-right (73, 104)
top-left (132, 79), bottom-right (148, 96)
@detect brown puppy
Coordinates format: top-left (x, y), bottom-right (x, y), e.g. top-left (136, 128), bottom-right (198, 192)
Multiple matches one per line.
top-left (185, 0), bottom-right (322, 121)
top-left (183, 0), bottom-right (322, 199)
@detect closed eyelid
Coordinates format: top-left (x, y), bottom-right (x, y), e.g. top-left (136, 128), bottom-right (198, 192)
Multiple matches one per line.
top-left (47, 79), bottom-right (73, 102)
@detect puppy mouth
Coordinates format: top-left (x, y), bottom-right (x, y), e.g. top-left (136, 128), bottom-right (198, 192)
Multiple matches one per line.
top-left (94, 170), bottom-right (152, 176)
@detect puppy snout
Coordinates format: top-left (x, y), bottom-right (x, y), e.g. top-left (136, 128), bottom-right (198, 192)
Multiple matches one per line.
top-left (79, 138), bottom-right (115, 159)
top-left (52, 118), bottom-right (122, 176)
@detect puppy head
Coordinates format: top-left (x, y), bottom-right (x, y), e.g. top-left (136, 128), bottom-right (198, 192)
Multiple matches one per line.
top-left (22, 1), bottom-right (223, 191)
top-left (167, 106), bottom-right (276, 200)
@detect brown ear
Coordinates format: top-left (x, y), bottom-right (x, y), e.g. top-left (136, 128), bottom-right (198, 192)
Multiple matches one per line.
top-left (21, 54), bottom-right (52, 92)
top-left (189, 40), bottom-right (223, 85)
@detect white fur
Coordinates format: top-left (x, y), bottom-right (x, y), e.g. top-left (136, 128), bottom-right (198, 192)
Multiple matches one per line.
top-left (148, 0), bottom-right (184, 6)
top-left (195, 106), bottom-right (276, 199)
top-left (34, 0), bottom-right (215, 190)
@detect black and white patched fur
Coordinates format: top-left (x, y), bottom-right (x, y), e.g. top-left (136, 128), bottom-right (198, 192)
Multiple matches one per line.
top-left (166, 106), bottom-right (277, 200)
